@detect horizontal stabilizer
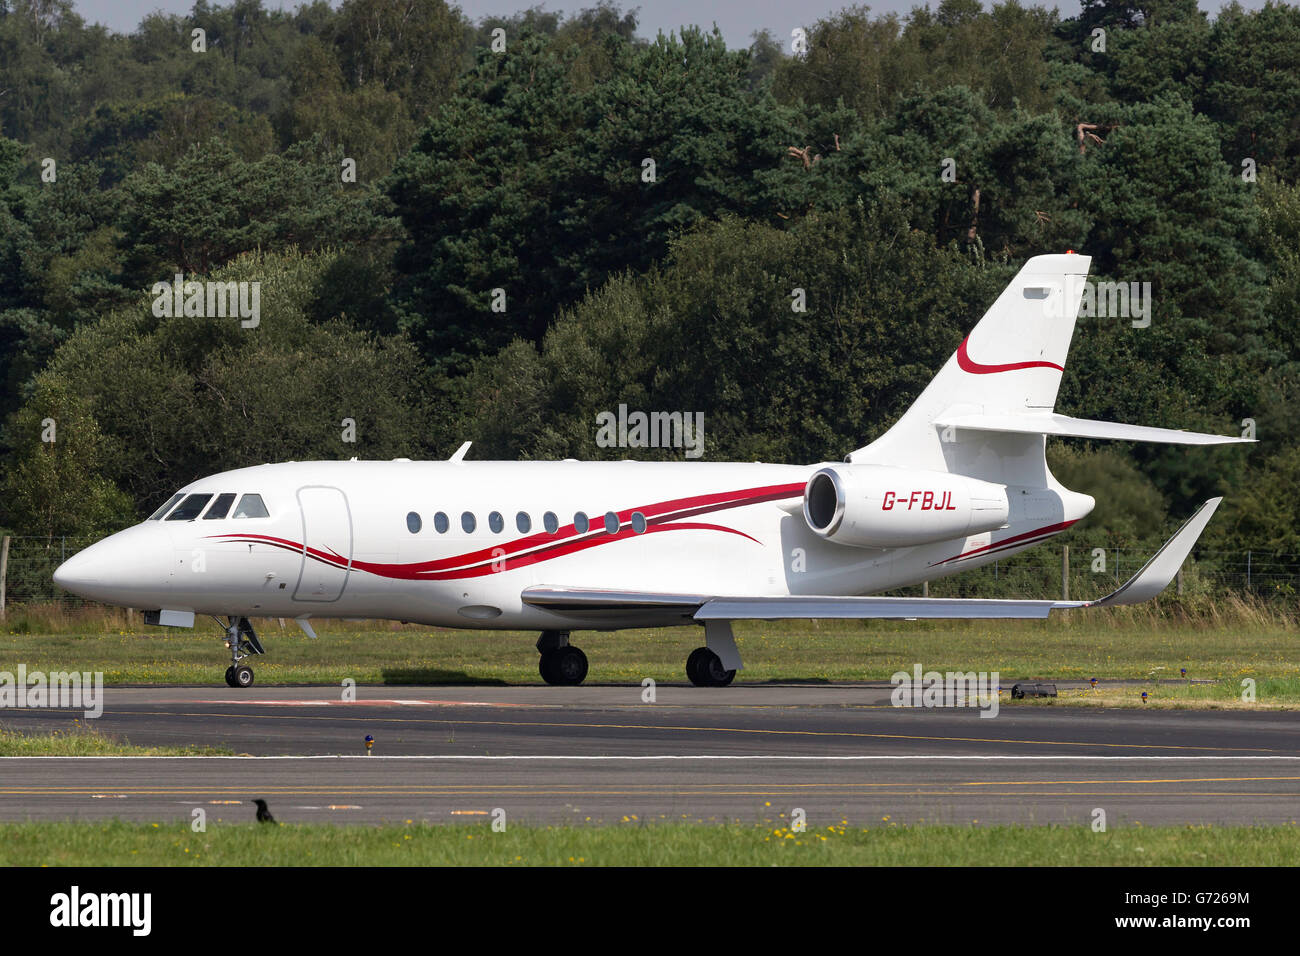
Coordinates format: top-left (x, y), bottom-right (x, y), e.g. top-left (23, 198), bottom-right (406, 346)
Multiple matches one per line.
top-left (934, 413), bottom-right (1253, 446)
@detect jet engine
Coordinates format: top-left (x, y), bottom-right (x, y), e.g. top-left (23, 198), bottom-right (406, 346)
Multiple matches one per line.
top-left (803, 465), bottom-right (1009, 549)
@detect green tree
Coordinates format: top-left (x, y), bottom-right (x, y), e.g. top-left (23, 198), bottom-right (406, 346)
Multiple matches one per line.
top-left (0, 377), bottom-right (133, 540)
top-left (117, 137), bottom-right (398, 280)
top-left (388, 27), bottom-right (804, 370)
top-left (455, 203), bottom-right (1009, 464)
top-left (4, 249), bottom-right (432, 521)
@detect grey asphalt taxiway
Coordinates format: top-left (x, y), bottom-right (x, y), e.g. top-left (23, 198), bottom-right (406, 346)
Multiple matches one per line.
top-left (2, 684), bottom-right (1299, 826)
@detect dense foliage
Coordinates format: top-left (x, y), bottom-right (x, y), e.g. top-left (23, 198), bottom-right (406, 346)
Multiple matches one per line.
top-left (2, 0), bottom-right (1298, 555)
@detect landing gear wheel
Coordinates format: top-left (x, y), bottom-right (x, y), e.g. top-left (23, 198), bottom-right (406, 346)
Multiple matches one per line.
top-left (685, 647), bottom-right (710, 685)
top-left (686, 647), bottom-right (735, 687)
top-left (539, 646), bottom-right (588, 686)
top-left (217, 615), bottom-right (265, 687)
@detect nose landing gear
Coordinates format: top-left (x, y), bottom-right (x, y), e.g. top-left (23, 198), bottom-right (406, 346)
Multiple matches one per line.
top-left (218, 616), bottom-right (264, 687)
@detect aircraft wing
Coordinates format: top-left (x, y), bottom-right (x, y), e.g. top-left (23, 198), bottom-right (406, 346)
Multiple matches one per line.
top-left (522, 498), bottom-right (1221, 620)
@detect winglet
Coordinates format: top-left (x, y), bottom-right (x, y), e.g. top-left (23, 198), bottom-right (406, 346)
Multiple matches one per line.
top-left (1083, 498), bottom-right (1222, 607)
top-left (449, 441), bottom-right (472, 463)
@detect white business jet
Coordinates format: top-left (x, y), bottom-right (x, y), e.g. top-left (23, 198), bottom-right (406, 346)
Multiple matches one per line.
top-left (54, 254), bottom-right (1250, 687)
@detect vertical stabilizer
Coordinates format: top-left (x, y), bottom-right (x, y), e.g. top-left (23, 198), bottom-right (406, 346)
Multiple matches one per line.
top-left (849, 253), bottom-right (1091, 484)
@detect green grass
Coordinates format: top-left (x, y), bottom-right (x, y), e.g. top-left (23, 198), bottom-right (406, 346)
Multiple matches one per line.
top-left (1018, 676), bottom-right (1300, 709)
top-left (3, 609), bottom-right (1298, 682)
top-left (2, 819), bottom-right (1298, 866)
top-left (0, 724), bottom-right (232, 756)
top-left (2, 604), bottom-right (1298, 708)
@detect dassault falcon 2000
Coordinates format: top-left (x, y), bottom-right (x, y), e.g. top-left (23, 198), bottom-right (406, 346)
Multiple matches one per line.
top-left (54, 253), bottom-right (1250, 688)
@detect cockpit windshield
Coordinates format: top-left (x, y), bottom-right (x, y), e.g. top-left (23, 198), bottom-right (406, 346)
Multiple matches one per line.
top-left (147, 493), bottom-right (184, 520)
top-left (232, 494), bottom-right (269, 518)
top-left (166, 493), bottom-right (213, 521)
top-left (203, 493), bottom-right (237, 520)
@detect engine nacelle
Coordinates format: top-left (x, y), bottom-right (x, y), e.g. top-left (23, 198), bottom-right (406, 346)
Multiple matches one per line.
top-left (803, 465), bottom-right (1010, 549)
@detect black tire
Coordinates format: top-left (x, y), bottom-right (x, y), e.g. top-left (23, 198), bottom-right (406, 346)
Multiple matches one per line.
top-left (538, 651), bottom-right (557, 684)
top-left (552, 646), bottom-right (588, 685)
top-left (702, 651), bottom-right (736, 688)
top-left (233, 664), bottom-right (255, 688)
top-left (687, 647), bottom-right (734, 687)
top-left (685, 646), bottom-right (711, 686)
top-left (224, 666), bottom-right (237, 687)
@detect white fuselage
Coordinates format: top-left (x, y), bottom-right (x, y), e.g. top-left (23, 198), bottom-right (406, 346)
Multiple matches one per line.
top-left (53, 458), bottom-right (1091, 630)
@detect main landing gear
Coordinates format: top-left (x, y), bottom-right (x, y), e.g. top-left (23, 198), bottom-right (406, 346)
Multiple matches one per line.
top-left (686, 620), bottom-right (742, 687)
top-left (537, 630), bottom-right (588, 686)
top-left (217, 616), bottom-right (264, 687)
top-left (686, 646), bottom-right (735, 687)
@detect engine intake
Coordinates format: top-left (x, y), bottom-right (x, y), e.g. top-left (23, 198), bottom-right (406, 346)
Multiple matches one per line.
top-left (803, 465), bottom-right (1009, 549)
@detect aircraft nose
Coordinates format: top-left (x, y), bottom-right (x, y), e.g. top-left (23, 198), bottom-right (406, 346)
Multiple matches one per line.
top-left (52, 525), bottom-right (171, 605)
top-left (52, 547), bottom-right (104, 593)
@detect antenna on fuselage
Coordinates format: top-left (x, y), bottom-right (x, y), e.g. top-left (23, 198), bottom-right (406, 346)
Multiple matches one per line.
top-left (449, 441), bottom-right (472, 463)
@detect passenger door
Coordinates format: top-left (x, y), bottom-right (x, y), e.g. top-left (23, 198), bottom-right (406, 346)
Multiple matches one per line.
top-left (293, 486), bottom-right (353, 602)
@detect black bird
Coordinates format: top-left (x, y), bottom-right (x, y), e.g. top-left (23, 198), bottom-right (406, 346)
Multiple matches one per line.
top-left (252, 799), bottom-right (275, 824)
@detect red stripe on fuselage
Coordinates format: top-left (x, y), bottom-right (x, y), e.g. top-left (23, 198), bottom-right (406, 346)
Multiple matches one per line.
top-left (207, 481), bottom-right (803, 581)
top-left (934, 519), bottom-right (1077, 566)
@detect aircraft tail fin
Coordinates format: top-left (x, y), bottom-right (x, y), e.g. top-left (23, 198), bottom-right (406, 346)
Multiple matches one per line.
top-left (849, 253), bottom-right (1091, 475)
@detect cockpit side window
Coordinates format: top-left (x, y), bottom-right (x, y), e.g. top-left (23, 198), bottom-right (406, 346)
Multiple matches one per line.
top-left (232, 494), bottom-right (270, 519)
top-left (166, 493), bottom-right (213, 521)
top-left (148, 493), bottom-right (184, 521)
top-left (203, 493), bottom-right (237, 520)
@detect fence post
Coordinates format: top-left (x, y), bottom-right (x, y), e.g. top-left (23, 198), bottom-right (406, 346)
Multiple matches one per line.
top-left (1062, 545), bottom-right (1069, 601)
top-left (0, 535), bottom-right (9, 620)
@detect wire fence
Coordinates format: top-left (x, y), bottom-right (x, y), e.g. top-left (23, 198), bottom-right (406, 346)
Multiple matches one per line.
top-left (1, 534), bottom-right (1298, 614)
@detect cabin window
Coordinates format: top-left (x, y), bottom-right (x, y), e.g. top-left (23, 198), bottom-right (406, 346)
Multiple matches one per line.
top-left (166, 493), bottom-right (213, 521)
top-left (543, 512), bottom-right (559, 534)
top-left (148, 493), bottom-right (184, 521)
top-left (406, 512), bottom-right (422, 534)
top-left (574, 512), bottom-right (590, 533)
top-left (632, 511), bottom-right (647, 534)
top-left (461, 512), bottom-right (476, 533)
top-left (434, 512), bottom-right (449, 533)
top-left (489, 511), bottom-right (504, 533)
top-left (232, 494), bottom-right (269, 519)
top-left (203, 493), bottom-right (236, 520)
top-left (604, 511), bottom-right (619, 534)
top-left (516, 512), bottom-right (531, 533)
